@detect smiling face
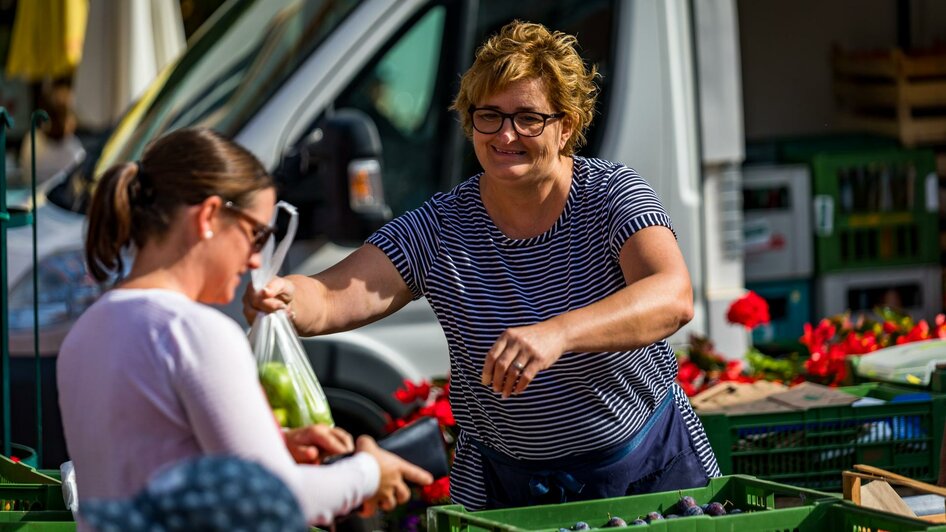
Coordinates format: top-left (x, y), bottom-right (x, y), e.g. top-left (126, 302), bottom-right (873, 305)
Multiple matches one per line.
top-left (198, 187), bottom-right (276, 305)
top-left (472, 78), bottom-right (573, 188)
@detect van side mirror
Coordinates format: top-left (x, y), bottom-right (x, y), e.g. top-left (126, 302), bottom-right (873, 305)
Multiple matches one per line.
top-left (277, 108), bottom-right (392, 243)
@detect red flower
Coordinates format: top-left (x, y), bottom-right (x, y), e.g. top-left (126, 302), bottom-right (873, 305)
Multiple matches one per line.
top-left (722, 360), bottom-right (743, 381)
top-left (726, 291), bottom-right (771, 330)
top-left (394, 380), bottom-right (432, 404)
top-left (936, 315), bottom-right (946, 339)
top-left (677, 360), bottom-right (702, 384)
top-left (841, 330), bottom-right (879, 355)
top-left (384, 416), bottom-right (410, 433)
top-left (678, 380), bottom-right (698, 397)
top-left (419, 397), bottom-right (455, 427)
top-left (896, 320), bottom-right (931, 345)
top-left (420, 476), bottom-right (451, 503)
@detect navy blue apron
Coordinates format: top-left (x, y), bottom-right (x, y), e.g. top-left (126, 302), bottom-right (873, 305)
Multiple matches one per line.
top-left (471, 392), bottom-right (709, 509)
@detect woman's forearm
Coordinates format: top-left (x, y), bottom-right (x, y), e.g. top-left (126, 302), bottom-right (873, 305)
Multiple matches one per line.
top-left (553, 271), bottom-right (693, 353)
top-left (285, 245), bottom-right (414, 337)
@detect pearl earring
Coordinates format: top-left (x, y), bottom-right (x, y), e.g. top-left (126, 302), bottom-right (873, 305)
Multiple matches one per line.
top-left (204, 230), bottom-right (214, 240)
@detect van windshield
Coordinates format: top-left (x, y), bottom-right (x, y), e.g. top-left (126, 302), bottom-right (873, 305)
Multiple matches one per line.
top-left (94, 0), bottom-right (359, 176)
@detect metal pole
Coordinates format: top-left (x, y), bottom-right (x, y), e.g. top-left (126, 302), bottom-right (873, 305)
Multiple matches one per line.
top-left (0, 107), bottom-right (15, 457)
top-left (30, 110), bottom-right (49, 467)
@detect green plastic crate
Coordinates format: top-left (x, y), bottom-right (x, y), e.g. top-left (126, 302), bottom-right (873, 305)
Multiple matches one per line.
top-left (0, 456), bottom-right (59, 486)
top-left (428, 475), bottom-right (836, 531)
top-left (0, 456), bottom-right (64, 513)
top-left (745, 134), bottom-right (899, 165)
top-left (0, 456), bottom-right (73, 530)
top-left (430, 496), bottom-right (946, 532)
top-left (699, 383), bottom-right (946, 490)
top-left (806, 149), bottom-right (939, 273)
top-left (0, 512), bottom-right (75, 531)
top-left (777, 134), bottom-right (900, 165)
top-left (804, 500), bottom-right (946, 531)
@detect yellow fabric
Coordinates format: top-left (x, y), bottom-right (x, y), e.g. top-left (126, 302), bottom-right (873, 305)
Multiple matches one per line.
top-left (6, 0), bottom-right (89, 81)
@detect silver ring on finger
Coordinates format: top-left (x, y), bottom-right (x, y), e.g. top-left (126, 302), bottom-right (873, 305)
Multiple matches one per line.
top-left (513, 360), bottom-right (526, 372)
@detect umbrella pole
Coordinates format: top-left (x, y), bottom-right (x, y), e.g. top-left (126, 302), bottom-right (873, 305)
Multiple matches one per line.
top-left (30, 110), bottom-right (49, 468)
top-left (0, 107), bottom-right (14, 458)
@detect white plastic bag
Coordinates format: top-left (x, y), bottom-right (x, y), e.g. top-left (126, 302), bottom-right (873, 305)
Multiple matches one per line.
top-left (60, 460), bottom-right (78, 517)
top-left (249, 201), bottom-right (333, 427)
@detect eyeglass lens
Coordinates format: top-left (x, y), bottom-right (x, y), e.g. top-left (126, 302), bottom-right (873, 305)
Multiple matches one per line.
top-left (224, 201), bottom-right (274, 252)
top-left (471, 110), bottom-right (551, 137)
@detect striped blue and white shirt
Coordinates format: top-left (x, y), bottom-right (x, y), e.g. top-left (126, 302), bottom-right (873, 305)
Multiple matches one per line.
top-left (367, 156), bottom-right (719, 509)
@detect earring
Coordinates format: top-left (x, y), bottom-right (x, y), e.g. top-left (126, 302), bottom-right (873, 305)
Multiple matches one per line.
top-left (204, 230), bottom-right (214, 240)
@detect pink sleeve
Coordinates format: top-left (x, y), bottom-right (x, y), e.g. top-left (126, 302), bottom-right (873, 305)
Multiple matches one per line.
top-left (166, 315), bottom-right (380, 525)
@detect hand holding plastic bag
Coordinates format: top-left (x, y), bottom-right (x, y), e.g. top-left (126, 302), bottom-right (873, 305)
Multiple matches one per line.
top-left (249, 202), bottom-right (333, 427)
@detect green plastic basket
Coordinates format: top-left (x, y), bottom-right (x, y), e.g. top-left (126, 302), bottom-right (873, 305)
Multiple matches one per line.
top-left (806, 149), bottom-right (939, 273)
top-left (0, 455), bottom-right (72, 530)
top-left (805, 500), bottom-right (946, 531)
top-left (428, 475), bottom-right (836, 531)
top-left (699, 383), bottom-right (946, 490)
top-left (430, 496), bottom-right (946, 532)
top-left (777, 134), bottom-right (900, 165)
top-left (0, 456), bottom-right (59, 486)
top-left (0, 513), bottom-right (75, 531)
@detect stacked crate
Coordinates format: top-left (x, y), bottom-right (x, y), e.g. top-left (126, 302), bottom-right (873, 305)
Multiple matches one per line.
top-left (743, 135), bottom-right (943, 342)
top-left (742, 164), bottom-right (814, 348)
top-left (833, 48), bottom-right (946, 148)
top-left (801, 148), bottom-right (941, 320)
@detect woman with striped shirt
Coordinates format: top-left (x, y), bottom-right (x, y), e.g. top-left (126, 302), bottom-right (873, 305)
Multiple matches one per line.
top-left (244, 20), bottom-right (719, 510)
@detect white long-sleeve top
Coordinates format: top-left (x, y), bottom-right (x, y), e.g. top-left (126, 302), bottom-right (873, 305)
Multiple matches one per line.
top-left (57, 288), bottom-right (379, 528)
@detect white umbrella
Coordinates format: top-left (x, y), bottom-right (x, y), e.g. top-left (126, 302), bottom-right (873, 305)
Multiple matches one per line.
top-left (73, 0), bottom-right (186, 131)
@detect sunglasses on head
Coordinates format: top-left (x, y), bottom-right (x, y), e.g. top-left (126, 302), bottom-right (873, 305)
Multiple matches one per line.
top-left (222, 200), bottom-right (276, 253)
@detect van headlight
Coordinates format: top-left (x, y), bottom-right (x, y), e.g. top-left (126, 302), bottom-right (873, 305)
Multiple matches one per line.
top-left (8, 249), bottom-right (106, 330)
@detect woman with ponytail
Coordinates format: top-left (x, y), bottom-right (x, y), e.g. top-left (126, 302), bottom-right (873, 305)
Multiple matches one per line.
top-left (58, 128), bottom-right (431, 530)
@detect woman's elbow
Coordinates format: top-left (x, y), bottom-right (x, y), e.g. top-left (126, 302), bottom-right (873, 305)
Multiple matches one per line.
top-left (673, 283), bottom-right (695, 329)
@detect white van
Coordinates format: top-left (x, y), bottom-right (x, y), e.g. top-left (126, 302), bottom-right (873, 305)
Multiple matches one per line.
top-left (5, 0), bottom-right (745, 462)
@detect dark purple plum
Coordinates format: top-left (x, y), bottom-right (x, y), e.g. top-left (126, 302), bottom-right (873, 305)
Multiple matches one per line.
top-left (704, 502), bottom-right (726, 516)
top-left (684, 506), bottom-right (704, 516)
top-left (664, 514), bottom-right (680, 519)
top-left (572, 522), bottom-right (590, 531)
top-left (630, 519), bottom-right (647, 526)
top-left (645, 512), bottom-right (663, 523)
top-left (676, 495), bottom-right (697, 513)
top-left (729, 508), bottom-right (743, 514)
top-left (604, 517), bottom-right (627, 528)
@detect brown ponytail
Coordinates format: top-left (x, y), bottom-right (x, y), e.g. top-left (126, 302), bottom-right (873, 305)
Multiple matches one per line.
top-left (84, 128), bottom-right (273, 282)
top-left (85, 163), bottom-right (139, 282)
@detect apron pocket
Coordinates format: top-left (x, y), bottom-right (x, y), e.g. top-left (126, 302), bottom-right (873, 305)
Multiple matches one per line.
top-left (625, 448), bottom-right (708, 495)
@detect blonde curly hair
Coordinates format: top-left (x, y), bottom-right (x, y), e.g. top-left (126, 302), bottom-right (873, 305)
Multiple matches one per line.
top-left (451, 20), bottom-right (599, 156)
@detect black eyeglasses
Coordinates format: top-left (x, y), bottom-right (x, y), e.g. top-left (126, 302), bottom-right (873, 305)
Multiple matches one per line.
top-left (468, 106), bottom-right (565, 137)
top-left (223, 201), bottom-right (276, 253)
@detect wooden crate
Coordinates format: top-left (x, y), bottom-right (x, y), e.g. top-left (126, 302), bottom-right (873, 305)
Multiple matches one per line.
top-left (843, 465), bottom-right (946, 523)
top-left (833, 48), bottom-right (946, 147)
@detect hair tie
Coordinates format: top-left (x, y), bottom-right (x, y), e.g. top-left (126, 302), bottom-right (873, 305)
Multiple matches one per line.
top-left (131, 160), bottom-right (155, 205)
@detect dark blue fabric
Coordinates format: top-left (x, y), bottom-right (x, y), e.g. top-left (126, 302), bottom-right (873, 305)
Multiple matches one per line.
top-left (473, 393), bottom-right (709, 508)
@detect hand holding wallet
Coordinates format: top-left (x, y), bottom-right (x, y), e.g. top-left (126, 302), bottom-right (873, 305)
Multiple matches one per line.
top-left (377, 417), bottom-right (450, 479)
top-left (323, 416), bottom-right (450, 479)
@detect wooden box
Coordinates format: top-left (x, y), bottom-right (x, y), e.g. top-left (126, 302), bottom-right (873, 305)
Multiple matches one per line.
top-left (833, 48), bottom-right (946, 147)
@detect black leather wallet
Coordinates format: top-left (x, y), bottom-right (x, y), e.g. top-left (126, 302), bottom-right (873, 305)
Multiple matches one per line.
top-left (378, 417), bottom-right (450, 479)
top-left (324, 417), bottom-right (450, 479)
